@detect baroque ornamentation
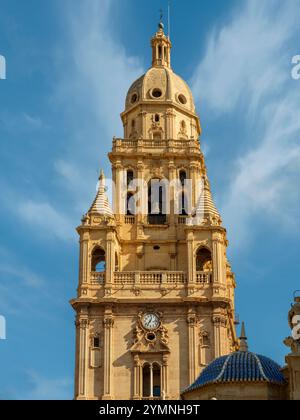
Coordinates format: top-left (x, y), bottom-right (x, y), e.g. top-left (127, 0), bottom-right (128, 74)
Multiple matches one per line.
top-left (103, 317), bottom-right (114, 328)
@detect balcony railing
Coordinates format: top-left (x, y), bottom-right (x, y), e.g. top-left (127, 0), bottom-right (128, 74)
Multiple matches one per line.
top-left (196, 271), bottom-right (212, 284)
top-left (177, 216), bottom-right (187, 225)
top-left (114, 271), bottom-right (187, 285)
top-left (90, 272), bottom-right (105, 284)
top-left (112, 138), bottom-right (201, 154)
top-left (125, 215), bottom-right (135, 225)
top-left (89, 271), bottom-right (212, 286)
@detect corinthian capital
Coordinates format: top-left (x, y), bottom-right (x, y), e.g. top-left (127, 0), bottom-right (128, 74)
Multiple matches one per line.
top-left (103, 317), bottom-right (114, 328)
top-left (76, 318), bottom-right (89, 329)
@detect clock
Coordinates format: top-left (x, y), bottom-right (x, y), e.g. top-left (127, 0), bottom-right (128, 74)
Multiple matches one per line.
top-left (141, 313), bottom-right (160, 331)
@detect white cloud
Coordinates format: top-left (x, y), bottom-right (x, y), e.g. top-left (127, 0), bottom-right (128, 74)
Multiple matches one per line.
top-left (0, 263), bottom-right (43, 288)
top-left (192, 0), bottom-right (297, 115)
top-left (18, 201), bottom-right (74, 241)
top-left (52, 0), bottom-right (144, 210)
top-left (17, 371), bottom-right (72, 400)
top-left (191, 0), bottom-right (300, 246)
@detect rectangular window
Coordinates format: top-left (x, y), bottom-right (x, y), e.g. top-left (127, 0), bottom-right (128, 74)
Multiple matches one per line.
top-left (93, 337), bottom-right (100, 348)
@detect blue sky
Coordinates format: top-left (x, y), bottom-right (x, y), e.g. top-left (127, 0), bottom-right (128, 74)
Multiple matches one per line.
top-left (0, 0), bottom-right (300, 399)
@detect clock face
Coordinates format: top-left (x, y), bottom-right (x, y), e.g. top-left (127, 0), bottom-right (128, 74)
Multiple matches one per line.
top-left (142, 313), bottom-right (160, 330)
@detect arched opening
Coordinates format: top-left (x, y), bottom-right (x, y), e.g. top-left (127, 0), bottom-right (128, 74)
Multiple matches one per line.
top-left (196, 247), bottom-right (212, 272)
top-left (154, 114), bottom-right (160, 123)
top-left (158, 45), bottom-right (162, 59)
top-left (142, 363), bottom-right (161, 398)
top-left (127, 170), bottom-right (134, 187)
top-left (179, 191), bottom-right (188, 216)
top-left (142, 364), bottom-right (151, 398)
top-left (148, 179), bottom-right (167, 225)
top-left (179, 170), bottom-right (187, 187)
top-left (126, 192), bottom-right (135, 215)
top-left (152, 363), bottom-right (161, 398)
top-left (91, 247), bottom-right (106, 272)
top-left (115, 252), bottom-right (119, 272)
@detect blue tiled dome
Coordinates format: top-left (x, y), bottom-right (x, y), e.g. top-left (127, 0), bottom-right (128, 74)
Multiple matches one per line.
top-left (185, 351), bottom-right (286, 392)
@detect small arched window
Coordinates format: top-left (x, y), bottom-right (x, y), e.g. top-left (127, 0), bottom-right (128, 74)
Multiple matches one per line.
top-left (142, 364), bottom-right (151, 397)
top-left (142, 363), bottom-right (161, 398)
top-left (152, 363), bottom-right (161, 397)
top-left (179, 192), bottom-right (188, 216)
top-left (158, 45), bottom-right (162, 59)
top-left (127, 170), bottom-right (134, 187)
top-left (115, 252), bottom-right (119, 272)
top-left (148, 179), bottom-right (167, 225)
top-left (179, 170), bottom-right (187, 187)
top-left (126, 192), bottom-right (135, 215)
top-left (91, 247), bottom-right (106, 272)
top-left (154, 114), bottom-right (160, 123)
top-left (196, 247), bottom-right (212, 272)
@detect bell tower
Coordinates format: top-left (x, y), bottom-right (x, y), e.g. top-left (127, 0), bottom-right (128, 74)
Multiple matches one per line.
top-left (71, 22), bottom-right (238, 401)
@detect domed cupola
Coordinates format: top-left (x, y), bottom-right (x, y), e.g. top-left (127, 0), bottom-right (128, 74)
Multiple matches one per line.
top-left (122, 21), bottom-right (200, 140)
top-left (182, 323), bottom-right (286, 400)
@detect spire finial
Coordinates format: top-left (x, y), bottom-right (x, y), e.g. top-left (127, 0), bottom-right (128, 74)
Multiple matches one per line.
top-left (239, 322), bottom-right (249, 352)
top-left (158, 8), bottom-right (164, 31)
top-left (99, 169), bottom-right (105, 181)
top-left (98, 169), bottom-right (107, 191)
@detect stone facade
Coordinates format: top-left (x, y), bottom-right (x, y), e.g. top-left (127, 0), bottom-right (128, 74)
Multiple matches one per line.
top-left (71, 23), bottom-right (238, 401)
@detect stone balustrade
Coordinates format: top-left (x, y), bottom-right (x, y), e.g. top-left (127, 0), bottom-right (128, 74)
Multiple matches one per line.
top-left (112, 138), bottom-right (201, 156)
top-left (89, 271), bottom-right (213, 286)
top-left (195, 271), bottom-right (212, 284)
top-left (90, 272), bottom-right (105, 284)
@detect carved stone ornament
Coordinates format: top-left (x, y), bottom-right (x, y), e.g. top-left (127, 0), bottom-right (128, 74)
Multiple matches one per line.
top-left (103, 317), bottom-right (114, 328)
top-left (130, 311), bottom-right (170, 354)
top-left (200, 330), bottom-right (210, 347)
top-left (284, 298), bottom-right (300, 354)
top-left (76, 318), bottom-right (89, 329)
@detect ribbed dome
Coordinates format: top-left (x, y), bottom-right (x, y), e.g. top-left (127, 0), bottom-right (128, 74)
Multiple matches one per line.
top-left (125, 66), bottom-right (196, 113)
top-left (185, 351), bottom-right (286, 393)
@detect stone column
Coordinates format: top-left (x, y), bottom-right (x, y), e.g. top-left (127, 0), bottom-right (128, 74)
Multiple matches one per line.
top-left (136, 161), bottom-right (145, 227)
top-left (212, 233), bottom-right (226, 295)
top-left (113, 162), bottom-right (123, 217)
top-left (212, 233), bottom-right (224, 284)
top-left (186, 231), bottom-right (195, 287)
top-left (79, 232), bottom-right (89, 285)
top-left (139, 363), bottom-right (143, 398)
top-left (139, 110), bottom-right (147, 139)
top-left (165, 108), bottom-right (175, 139)
top-left (168, 161), bottom-right (176, 228)
top-left (187, 312), bottom-right (197, 384)
top-left (123, 114), bottom-right (128, 138)
top-left (102, 315), bottom-right (114, 400)
top-left (75, 318), bottom-right (89, 400)
top-left (105, 232), bottom-right (115, 288)
top-left (162, 355), bottom-right (168, 400)
top-left (212, 315), bottom-right (226, 358)
top-left (286, 353), bottom-right (300, 400)
top-left (133, 355), bottom-right (140, 400)
top-left (149, 364), bottom-right (153, 398)
top-left (189, 162), bottom-right (199, 209)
